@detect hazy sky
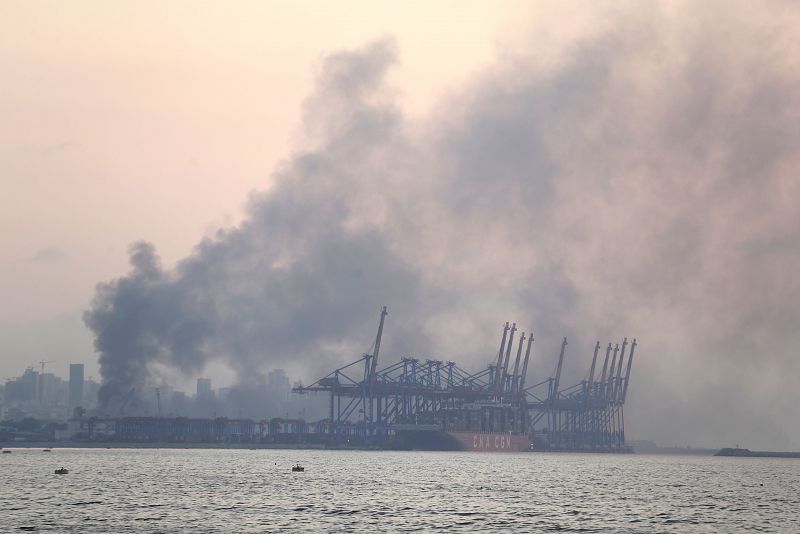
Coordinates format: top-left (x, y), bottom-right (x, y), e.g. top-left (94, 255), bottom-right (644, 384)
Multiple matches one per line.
top-left (1, 0), bottom-right (525, 377)
top-left (3, 1), bottom-right (800, 449)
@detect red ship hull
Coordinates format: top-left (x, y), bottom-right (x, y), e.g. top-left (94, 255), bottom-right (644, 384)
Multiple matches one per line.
top-left (446, 431), bottom-right (531, 452)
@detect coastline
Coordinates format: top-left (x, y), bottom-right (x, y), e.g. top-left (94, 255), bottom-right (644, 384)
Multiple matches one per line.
top-left (714, 447), bottom-right (800, 459)
top-left (0, 441), bottom-right (357, 451)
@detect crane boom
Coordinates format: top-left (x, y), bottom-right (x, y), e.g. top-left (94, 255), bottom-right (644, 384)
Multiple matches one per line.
top-left (551, 337), bottom-right (567, 401)
top-left (511, 332), bottom-right (525, 394)
top-left (494, 322), bottom-right (510, 391)
top-left (518, 334), bottom-right (534, 395)
top-left (368, 306), bottom-right (388, 387)
top-left (621, 339), bottom-right (637, 402)
top-left (587, 341), bottom-right (600, 394)
top-left (498, 323), bottom-right (516, 391)
top-left (613, 338), bottom-right (628, 402)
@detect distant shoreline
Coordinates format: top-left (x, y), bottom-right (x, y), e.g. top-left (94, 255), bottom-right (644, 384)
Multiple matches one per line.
top-left (714, 447), bottom-right (800, 459)
top-left (630, 447), bottom-right (717, 456)
top-left (0, 442), bottom-right (705, 456)
top-left (0, 441), bottom-right (352, 451)
top-left (8, 442), bottom-right (797, 457)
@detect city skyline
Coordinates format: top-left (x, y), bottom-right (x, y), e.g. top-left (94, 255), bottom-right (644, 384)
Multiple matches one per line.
top-left (1, 360), bottom-right (322, 423)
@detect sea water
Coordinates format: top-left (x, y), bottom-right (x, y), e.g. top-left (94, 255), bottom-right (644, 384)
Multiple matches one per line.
top-left (1, 448), bottom-right (797, 532)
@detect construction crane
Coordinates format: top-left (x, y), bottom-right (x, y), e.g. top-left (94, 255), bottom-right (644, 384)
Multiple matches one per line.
top-left (156, 388), bottom-right (162, 417)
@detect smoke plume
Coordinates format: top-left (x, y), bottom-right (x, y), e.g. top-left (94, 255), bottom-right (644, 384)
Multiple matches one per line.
top-left (85, 3), bottom-right (800, 448)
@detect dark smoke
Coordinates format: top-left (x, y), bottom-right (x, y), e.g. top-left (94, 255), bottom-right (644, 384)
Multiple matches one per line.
top-left (85, 4), bottom-right (800, 448)
top-left (84, 40), bottom-right (433, 406)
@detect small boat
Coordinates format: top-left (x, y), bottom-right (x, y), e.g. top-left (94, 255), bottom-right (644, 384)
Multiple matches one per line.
top-left (55, 468), bottom-right (69, 475)
top-left (291, 464), bottom-right (304, 472)
top-left (2, 450), bottom-right (11, 454)
top-left (43, 449), bottom-right (52, 452)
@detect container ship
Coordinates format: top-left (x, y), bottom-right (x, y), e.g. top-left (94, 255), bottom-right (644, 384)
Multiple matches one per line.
top-left (447, 431), bottom-right (531, 452)
top-left (391, 426), bottom-right (532, 452)
top-left (390, 401), bottom-right (532, 452)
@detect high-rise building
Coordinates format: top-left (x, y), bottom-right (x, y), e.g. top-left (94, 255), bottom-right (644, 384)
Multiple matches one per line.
top-left (40, 373), bottom-right (59, 406)
top-left (196, 378), bottom-right (212, 398)
top-left (20, 367), bottom-right (39, 402)
top-left (84, 376), bottom-right (100, 409)
top-left (69, 364), bottom-right (84, 410)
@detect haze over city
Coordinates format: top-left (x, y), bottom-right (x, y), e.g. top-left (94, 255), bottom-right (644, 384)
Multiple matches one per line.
top-left (3, 0), bottom-right (800, 452)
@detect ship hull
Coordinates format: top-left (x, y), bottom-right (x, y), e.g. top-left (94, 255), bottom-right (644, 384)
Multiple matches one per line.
top-left (446, 431), bottom-right (531, 452)
top-left (391, 428), bottom-right (532, 452)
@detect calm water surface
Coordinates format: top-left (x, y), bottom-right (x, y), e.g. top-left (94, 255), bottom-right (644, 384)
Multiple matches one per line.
top-left (1, 448), bottom-right (797, 532)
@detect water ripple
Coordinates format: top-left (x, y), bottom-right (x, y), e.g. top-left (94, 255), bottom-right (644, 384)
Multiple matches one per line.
top-left (2, 448), bottom-right (799, 532)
